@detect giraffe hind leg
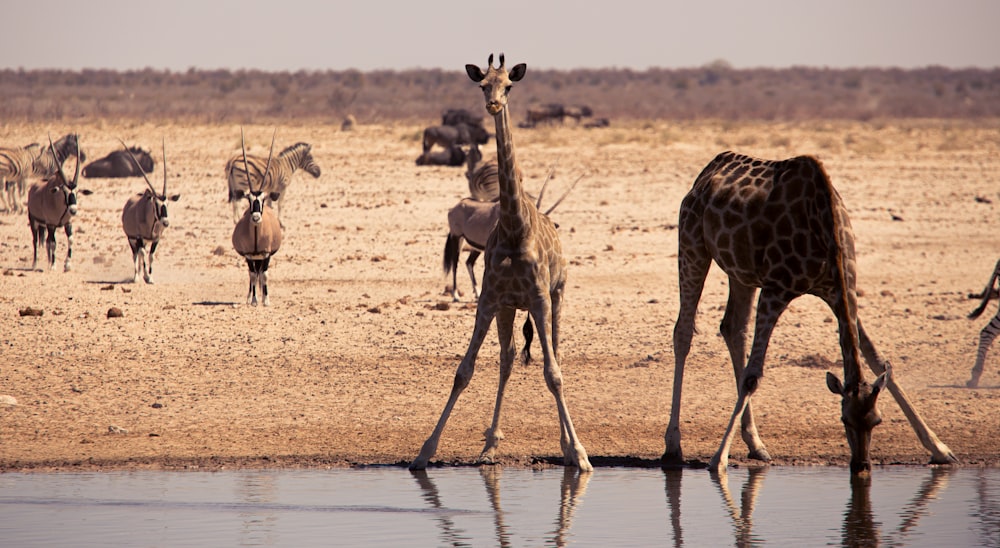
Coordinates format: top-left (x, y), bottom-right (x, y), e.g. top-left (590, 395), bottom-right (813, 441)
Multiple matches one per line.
top-left (709, 288), bottom-right (793, 474)
top-left (479, 307), bottom-right (516, 464)
top-left (663, 240), bottom-right (711, 465)
top-left (719, 279), bottom-right (770, 462)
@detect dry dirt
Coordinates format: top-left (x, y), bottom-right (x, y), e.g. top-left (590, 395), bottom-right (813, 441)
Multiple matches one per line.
top-left (1, 119), bottom-right (999, 473)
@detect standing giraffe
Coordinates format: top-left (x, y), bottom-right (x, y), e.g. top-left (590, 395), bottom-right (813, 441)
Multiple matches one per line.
top-left (665, 151), bottom-right (957, 476)
top-left (410, 54), bottom-right (592, 472)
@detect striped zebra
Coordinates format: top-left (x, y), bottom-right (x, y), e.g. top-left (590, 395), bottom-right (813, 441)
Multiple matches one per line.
top-left (967, 257), bottom-right (1000, 388)
top-left (0, 143), bottom-right (42, 213)
top-left (2, 133), bottom-right (86, 213)
top-left (226, 141), bottom-right (321, 224)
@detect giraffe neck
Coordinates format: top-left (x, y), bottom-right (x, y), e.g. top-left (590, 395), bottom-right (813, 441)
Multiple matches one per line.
top-left (492, 105), bottom-right (529, 241)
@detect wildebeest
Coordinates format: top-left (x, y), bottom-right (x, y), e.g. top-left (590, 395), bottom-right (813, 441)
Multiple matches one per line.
top-left (27, 136), bottom-right (92, 272)
top-left (415, 144), bottom-right (466, 166)
top-left (441, 108), bottom-right (483, 128)
top-left (83, 146), bottom-right (155, 178)
top-left (120, 140), bottom-right (180, 284)
top-left (525, 103), bottom-right (565, 127)
top-left (231, 130), bottom-right (282, 307)
top-left (421, 123), bottom-right (490, 154)
top-left (225, 139), bottom-right (321, 224)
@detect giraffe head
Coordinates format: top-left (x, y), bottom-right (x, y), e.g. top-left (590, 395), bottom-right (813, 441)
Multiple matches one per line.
top-left (465, 53), bottom-right (526, 116)
top-left (826, 370), bottom-right (889, 476)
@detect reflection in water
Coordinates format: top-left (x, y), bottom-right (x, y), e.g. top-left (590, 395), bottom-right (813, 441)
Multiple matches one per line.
top-left (842, 475), bottom-right (881, 547)
top-left (0, 466), bottom-right (996, 546)
top-left (236, 473), bottom-right (279, 547)
top-left (412, 467), bottom-right (591, 547)
top-left (883, 466), bottom-right (952, 546)
top-left (712, 467), bottom-right (767, 547)
top-left (665, 467), bottom-right (964, 547)
top-left (973, 468), bottom-right (1000, 547)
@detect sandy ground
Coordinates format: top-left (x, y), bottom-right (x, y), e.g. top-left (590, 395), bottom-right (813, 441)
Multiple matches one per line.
top-left (1, 119), bottom-right (999, 472)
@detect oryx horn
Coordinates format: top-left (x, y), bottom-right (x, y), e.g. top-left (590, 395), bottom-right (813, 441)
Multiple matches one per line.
top-left (544, 173), bottom-right (585, 216)
top-left (118, 139), bottom-right (157, 196)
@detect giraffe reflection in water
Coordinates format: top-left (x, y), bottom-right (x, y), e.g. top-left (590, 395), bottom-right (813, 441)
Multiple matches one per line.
top-left (411, 467), bottom-right (590, 548)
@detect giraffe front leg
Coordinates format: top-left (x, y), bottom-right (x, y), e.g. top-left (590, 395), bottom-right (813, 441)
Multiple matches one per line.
top-left (411, 305), bottom-right (496, 470)
top-left (857, 321), bottom-right (958, 464)
top-left (480, 308), bottom-right (516, 464)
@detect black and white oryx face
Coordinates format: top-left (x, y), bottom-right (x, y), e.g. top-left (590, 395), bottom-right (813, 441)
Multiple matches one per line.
top-left (47, 174), bottom-right (91, 218)
top-left (144, 188), bottom-right (179, 228)
top-left (241, 189), bottom-right (281, 224)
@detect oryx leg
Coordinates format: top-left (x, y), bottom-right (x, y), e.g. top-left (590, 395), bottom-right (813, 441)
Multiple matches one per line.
top-left (45, 224), bottom-right (57, 270)
top-left (62, 223), bottom-right (73, 272)
top-left (127, 237), bottom-right (144, 283)
top-left (246, 258), bottom-right (259, 306)
top-left (30, 220), bottom-right (45, 270)
top-left (465, 250), bottom-right (482, 301)
top-left (260, 256), bottom-right (271, 306)
top-left (145, 240), bottom-right (158, 284)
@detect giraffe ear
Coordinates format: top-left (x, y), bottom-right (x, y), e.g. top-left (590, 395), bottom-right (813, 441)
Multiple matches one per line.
top-left (509, 63), bottom-right (527, 82)
top-left (826, 372), bottom-right (845, 396)
top-left (466, 64), bottom-right (485, 82)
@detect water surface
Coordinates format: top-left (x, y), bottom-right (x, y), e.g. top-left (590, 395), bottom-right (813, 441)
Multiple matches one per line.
top-left (1, 466), bottom-right (997, 546)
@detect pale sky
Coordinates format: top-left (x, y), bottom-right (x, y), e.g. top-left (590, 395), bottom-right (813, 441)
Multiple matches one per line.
top-left (3, 0), bottom-right (997, 72)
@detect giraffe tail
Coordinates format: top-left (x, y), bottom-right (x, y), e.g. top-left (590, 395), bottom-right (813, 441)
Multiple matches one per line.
top-left (969, 258), bottom-right (1000, 319)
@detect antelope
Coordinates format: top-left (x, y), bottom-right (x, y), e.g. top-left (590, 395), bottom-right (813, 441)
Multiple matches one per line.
top-left (26, 136), bottom-right (91, 272)
top-left (225, 140), bottom-right (320, 225)
top-left (232, 129), bottom-right (282, 307)
top-left (444, 170), bottom-right (581, 302)
top-left (120, 139), bottom-right (180, 284)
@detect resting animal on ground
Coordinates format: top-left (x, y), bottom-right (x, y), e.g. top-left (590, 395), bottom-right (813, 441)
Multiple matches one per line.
top-left (84, 146), bottom-right (155, 178)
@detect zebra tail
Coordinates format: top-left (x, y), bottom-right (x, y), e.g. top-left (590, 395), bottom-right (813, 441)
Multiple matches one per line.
top-left (969, 260), bottom-right (1000, 319)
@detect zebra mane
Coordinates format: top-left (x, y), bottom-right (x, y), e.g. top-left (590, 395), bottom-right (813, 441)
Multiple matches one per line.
top-left (279, 142), bottom-right (313, 169)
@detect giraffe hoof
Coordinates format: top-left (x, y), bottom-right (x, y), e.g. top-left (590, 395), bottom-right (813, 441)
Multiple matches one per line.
top-left (747, 448), bottom-right (772, 462)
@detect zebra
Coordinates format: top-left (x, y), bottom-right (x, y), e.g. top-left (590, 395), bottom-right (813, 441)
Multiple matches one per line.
top-left (967, 257), bottom-right (1000, 388)
top-left (27, 136), bottom-right (91, 272)
top-left (225, 140), bottom-right (321, 224)
top-left (0, 143), bottom-right (42, 213)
